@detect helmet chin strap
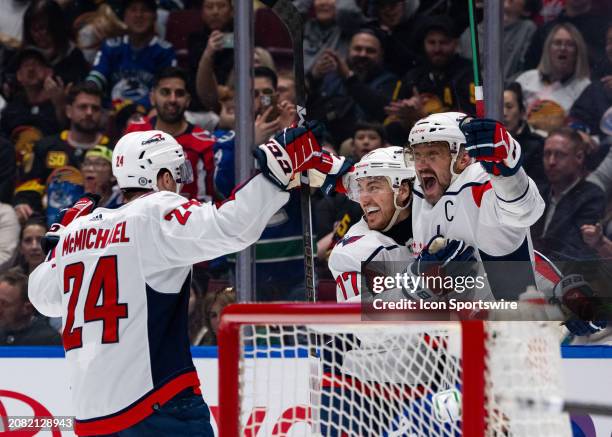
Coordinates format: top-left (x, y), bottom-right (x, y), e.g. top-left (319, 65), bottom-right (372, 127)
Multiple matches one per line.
top-left (383, 194), bottom-right (411, 232)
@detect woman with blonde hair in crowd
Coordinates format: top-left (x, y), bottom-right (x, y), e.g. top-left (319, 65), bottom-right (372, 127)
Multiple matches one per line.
top-left (516, 22), bottom-right (591, 132)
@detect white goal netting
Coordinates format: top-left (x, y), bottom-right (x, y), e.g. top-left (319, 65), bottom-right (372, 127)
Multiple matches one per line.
top-left (219, 304), bottom-right (572, 437)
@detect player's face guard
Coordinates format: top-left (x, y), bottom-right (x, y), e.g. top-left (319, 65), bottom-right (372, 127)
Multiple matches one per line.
top-left (175, 160), bottom-right (194, 185)
top-left (348, 176), bottom-right (394, 203)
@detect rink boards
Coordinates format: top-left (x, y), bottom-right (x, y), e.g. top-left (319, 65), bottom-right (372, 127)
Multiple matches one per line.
top-left (0, 346), bottom-right (611, 436)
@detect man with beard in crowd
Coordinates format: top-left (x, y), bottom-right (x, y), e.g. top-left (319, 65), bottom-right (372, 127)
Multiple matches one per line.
top-left (13, 82), bottom-right (109, 222)
top-left (384, 16), bottom-right (475, 141)
top-left (307, 28), bottom-right (398, 144)
top-left (127, 67), bottom-right (216, 202)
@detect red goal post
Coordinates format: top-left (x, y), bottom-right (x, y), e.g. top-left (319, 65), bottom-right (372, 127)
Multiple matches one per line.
top-left (218, 303), bottom-right (570, 437)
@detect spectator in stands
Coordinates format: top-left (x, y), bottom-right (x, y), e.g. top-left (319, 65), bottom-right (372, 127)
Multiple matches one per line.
top-left (308, 28), bottom-right (397, 144)
top-left (0, 270), bottom-right (61, 345)
top-left (516, 23), bottom-right (591, 133)
top-left (21, 0), bottom-right (90, 86)
top-left (570, 23), bottom-right (612, 137)
top-left (302, 0), bottom-right (360, 74)
top-left (126, 67), bottom-right (216, 202)
top-left (252, 66), bottom-right (294, 145)
top-left (13, 82), bottom-right (108, 222)
top-left (386, 16), bottom-right (474, 131)
top-left (86, 0), bottom-right (176, 108)
top-left (370, 0), bottom-right (421, 76)
top-left (12, 216), bottom-right (46, 276)
top-left (350, 121), bottom-right (387, 160)
top-left (188, 0), bottom-right (233, 89)
top-left (504, 82), bottom-right (546, 185)
top-left (81, 145), bottom-right (123, 209)
top-left (532, 127), bottom-right (605, 260)
top-left (0, 203), bottom-right (19, 274)
top-left (458, 0), bottom-right (539, 81)
top-left (0, 49), bottom-right (61, 140)
top-left (194, 287), bottom-right (235, 346)
top-left (524, 0), bottom-right (609, 71)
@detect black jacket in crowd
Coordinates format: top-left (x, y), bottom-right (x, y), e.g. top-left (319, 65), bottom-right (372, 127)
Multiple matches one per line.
top-left (532, 178), bottom-right (606, 261)
top-left (0, 316), bottom-right (62, 346)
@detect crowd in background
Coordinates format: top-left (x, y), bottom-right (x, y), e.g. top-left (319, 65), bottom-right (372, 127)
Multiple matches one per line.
top-left (0, 0), bottom-right (610, 346)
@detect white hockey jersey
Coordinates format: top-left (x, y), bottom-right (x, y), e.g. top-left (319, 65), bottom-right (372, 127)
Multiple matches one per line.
top-left (28, 174), bottom-right (288, 435)
top-left (411, 163), bottom-right (546, 299)
top-left (329, 218), bottom-right (413, 303)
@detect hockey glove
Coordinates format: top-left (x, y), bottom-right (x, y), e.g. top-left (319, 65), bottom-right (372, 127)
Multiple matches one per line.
top-left (410, 236), bottom-right (477, 296)
top-left (459, 118), bottom-right (523, 177)
top-left (41, 193), bottom-right (100, 255)
top-left (286, 152), bottom-right (354, 192)
top-left (552, 274), bottom-right (604, 320)
top-left (254, 121), bottom-right (327, 189)
top-left (565, 319), bottom-right (607, 337)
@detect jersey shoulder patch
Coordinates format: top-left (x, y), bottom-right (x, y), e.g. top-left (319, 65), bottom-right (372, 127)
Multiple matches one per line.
top-left (337, 234), bottom-right (364, 247)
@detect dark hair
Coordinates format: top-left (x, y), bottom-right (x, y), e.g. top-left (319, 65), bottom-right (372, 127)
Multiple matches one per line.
top-left (0, 270), bottom-right (29, 302)
top-left (66, 82), bottom-right (104, 105)
top-left (254, 66), bottom-right (278, 90)
top-left (122, 0), bottom-right (157, 16)
top-left (22, 0), bottom-right (71, 55)
top-left (153, 66), bottom-right (190, 89)
top-left (547, 127), bottom-right (586, 154)
top-left (504, 82), bottom-right (526, 113)
top-left (21, 215), bottom-right (47, 241)
top-left (353, 27), bottom-right (386, 47)
top-left (353, 121), bottom-right (386, 142)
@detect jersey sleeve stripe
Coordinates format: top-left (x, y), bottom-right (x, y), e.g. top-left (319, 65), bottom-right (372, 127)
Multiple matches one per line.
top-left (494, 180), bottom-right (530, 203)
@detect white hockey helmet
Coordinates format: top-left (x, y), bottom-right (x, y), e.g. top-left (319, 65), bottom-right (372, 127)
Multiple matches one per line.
top-left (349, 146), bottom-right (416, 231)
top-left (407, 111), bottom-right (469, 181)
top-left (112, 130), bottom-right (193, 191)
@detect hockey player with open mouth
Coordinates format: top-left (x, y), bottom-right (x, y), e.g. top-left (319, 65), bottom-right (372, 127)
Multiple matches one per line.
top-left (407, 112), bottom-right (607, 333)
top-left (26, 124), bottom-right (342, 436)
top-left (328, 146), bottom-right (416, 304)
top-left (407, 112), bottom-right (545, 301)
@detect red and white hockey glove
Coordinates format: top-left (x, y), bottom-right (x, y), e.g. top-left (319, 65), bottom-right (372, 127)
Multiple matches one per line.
top-left (552, 274), bottom-right (609, 336)
top-left (255, 121), bottom-right (345, 189)
top-left (41, 193), bottom-right (100, 255)
top-left (459, 118), bottom-right (523, 177)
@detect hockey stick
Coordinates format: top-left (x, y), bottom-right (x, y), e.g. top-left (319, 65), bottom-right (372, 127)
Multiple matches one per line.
top-left (467, 0), bottom-right (485, 118)
top-left (261, 0), bottom-right (317, 302)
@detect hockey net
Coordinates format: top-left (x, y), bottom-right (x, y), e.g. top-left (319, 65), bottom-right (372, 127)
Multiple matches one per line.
top-left (218, 303), bottom-right (572, 437)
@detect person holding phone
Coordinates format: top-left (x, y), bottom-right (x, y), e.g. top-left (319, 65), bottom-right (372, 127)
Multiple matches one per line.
top-left (189, 0), bottom-right (234, 111)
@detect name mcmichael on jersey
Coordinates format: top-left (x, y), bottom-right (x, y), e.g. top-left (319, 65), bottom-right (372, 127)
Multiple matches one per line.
top-left (62, 221), bottom-right (129, 256)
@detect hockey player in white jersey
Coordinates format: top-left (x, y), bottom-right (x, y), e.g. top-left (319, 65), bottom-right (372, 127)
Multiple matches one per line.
top-left (407, 113), bottom-right (607, 334)
top-left (329, 146), bottom-right (416, 303)
top-left (407, 112), bottom-right (545, 300)
top-left (324, 146), bottom-right (465, 437)
top-left (27, 125), bottom-right (338, 436)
